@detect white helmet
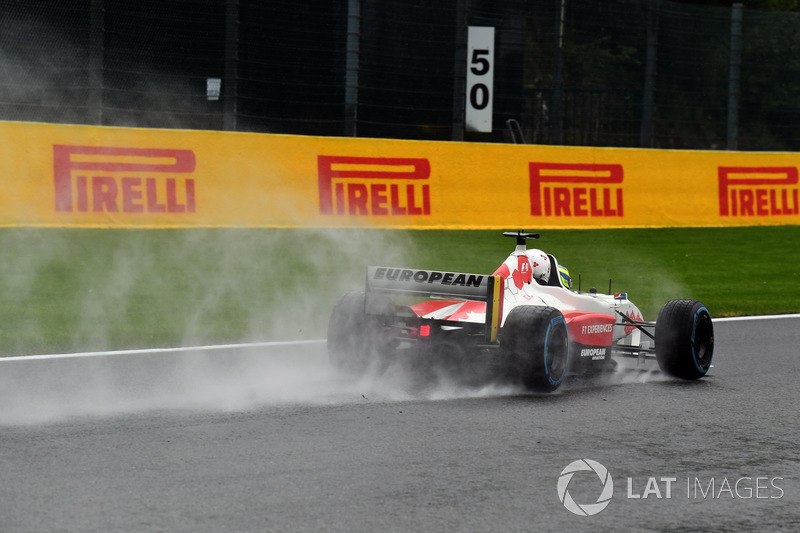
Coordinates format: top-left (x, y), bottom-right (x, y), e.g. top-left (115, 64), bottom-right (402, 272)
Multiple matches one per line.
top-left (527, 249), bottom-right (551, 284)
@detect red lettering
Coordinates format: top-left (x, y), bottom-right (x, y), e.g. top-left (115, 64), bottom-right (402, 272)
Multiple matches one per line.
top-left (602, 188), bottom-right (620, 216)
top-left (544, 187), bottom-right (552, 217)
top-left (589, 188), bottom-right (602, 216)
top-left (769, 188), bottom-right (798, 216)
top-left (166, 178), bottom-right (185, 213)
top-left (317, 155), bottom-right (431, 217)
top-left (755, 189), bottom-right (768, 216)
top-left (335, 183), bottom-right (345, 215)
top-left (539, 185), bottom-right (621, 217)
top-left (726, 186), bottom-right (799, 217)
top-left (770, 190), bottom-right (779, 216)
top-left (529, 162), bottom-right (624, 218)
top-left (390, 184), bottom-right (406, 215)
top-left (185, 179), bottom-right (196, 213)
top-left (739, 189), bottom-right (754, 216)
top-left (573, 187), bottom-right (588, 216)
top-left (92, 176), bottom-right (118, 212)
top-left (348, 183), bottom-right (368, 215)
top-left (371, 183), bottom-right (388, 215)
top-left (407, 184), bottom-right (423, 215)
top-left (718, 166), bottom-right (798, 216)
top-left (147, 178), bottom-right (166, 213)
top-left (64, 174), bottom-right (195, 214)
top-left (77, 175), bottom-right (88, 212)
top-left (52, 145), bottom-right (197, 215)
top-left (554, 187), bottom-right (571, 216)
top-left (121, 177), bottom-right (144, 213)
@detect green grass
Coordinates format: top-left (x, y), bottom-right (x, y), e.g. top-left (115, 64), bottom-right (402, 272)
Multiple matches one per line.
top-left (402, 227), bottom-right (800, 318)
top-left (0, 226), bottom-right (797, 356)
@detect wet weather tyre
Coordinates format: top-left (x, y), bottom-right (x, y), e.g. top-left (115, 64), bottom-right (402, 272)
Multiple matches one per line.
top-left (655, 299), bottom-right (714, 380)
top-left (500, 306), bottom-right (569, 393)
top-left (327, 292), bottom-right (392, 375)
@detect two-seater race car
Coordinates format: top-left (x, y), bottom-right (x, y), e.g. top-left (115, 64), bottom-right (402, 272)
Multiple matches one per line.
top-left (327, 231), bottom-right (714, 392)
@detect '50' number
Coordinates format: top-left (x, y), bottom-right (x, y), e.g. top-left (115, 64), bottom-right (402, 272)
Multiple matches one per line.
top-left (469, 49), bottom-right (491, 110)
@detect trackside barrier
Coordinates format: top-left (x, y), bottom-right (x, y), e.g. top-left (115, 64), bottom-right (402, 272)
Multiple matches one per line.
top-left (2, 120), bottom-right (800, 228)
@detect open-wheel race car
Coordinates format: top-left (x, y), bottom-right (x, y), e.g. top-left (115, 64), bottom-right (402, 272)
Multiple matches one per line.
top-left (327, 231), bottom-right (714, 393)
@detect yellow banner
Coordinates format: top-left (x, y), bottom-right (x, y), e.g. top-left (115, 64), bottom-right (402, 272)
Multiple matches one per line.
top-left (1, 120), bottom-right (799, 228)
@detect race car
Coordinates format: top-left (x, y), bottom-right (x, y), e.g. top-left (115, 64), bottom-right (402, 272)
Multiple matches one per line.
top-left (327, 231), bottom-right (714, 392)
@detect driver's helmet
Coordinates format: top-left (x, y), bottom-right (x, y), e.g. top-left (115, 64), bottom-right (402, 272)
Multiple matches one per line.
top-left (558, 264), bottom-right (572, 289)
top-left (526, 249), bottom-right (551, 284)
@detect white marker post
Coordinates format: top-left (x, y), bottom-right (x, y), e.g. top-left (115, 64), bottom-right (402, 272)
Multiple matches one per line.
top-left (465, 26), bottom-right (495, 133)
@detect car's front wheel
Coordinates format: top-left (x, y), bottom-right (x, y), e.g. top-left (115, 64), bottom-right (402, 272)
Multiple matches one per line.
top-left (655, 299), bottom-right (714, 380)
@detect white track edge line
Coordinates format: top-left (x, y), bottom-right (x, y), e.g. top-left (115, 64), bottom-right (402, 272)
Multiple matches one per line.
top-left (0, 339), bottom-right (326, 362)
top-left (712, 313), bottom-right (800, 322)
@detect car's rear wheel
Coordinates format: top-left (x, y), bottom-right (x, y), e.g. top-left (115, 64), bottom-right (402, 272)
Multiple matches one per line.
top-left (500, 305), bottom-right (569, 393)
top-left (655, 299), bottom-right (714, 380)
top-left (327, 292), bottom-right (394, 375)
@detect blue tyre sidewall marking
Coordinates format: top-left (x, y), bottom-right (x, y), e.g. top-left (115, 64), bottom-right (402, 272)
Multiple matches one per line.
top-left (544, 315), bottom-right (567, 386)
top-left (691, 306), bottom-right (711, 374)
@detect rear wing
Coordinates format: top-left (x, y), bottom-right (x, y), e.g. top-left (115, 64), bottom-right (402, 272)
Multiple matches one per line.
top-left (365, 266), bottom-right (503, 343)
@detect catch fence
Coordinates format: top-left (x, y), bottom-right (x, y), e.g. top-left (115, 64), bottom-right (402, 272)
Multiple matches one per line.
top-left (2, 0), bottom-right (799, 150)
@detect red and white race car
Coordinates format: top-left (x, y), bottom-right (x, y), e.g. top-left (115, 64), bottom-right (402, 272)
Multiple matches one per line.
top-left (328, 231), bottom-right (714, 392)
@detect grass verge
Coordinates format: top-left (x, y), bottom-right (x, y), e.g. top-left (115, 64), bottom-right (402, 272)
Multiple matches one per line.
top-left (0, 226), bottom-right (797, 356)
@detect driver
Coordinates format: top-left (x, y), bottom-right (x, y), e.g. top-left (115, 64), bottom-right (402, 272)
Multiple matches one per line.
top-left (526, 248), bottom-right (573, 289)
top-left (526, 248), bottom-right (551, 285)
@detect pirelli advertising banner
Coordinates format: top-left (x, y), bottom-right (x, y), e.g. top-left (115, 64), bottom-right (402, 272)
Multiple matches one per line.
top-left (2, 120), bottom-right (800, 228)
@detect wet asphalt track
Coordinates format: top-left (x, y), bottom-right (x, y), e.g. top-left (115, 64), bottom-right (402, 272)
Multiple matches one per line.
top-left (1, 317), bottom-right (799, 532)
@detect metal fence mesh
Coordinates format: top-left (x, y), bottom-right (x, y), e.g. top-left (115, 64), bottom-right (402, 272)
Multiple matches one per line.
top-left (2, 0), bottom-right (800, 150)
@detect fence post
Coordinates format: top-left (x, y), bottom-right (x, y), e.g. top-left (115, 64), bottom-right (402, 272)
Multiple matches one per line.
top-left (640, 0), bottom-right (659, 148)
top-left (550, 0), bottom-right (566, 145)
top-left (727, 3), bottom-right (743, 150)
top-left (344, 0), bottom-right (360, 137)
top-left (223, 0), bottom-right (239, 131)
top-left (89, 0), bottom-right (104, 126)
top-left (451, 0), bottom-right (468, 141)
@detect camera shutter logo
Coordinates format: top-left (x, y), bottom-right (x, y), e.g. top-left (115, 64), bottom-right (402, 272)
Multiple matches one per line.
top-left (557, 459), bottom-right (614, 516)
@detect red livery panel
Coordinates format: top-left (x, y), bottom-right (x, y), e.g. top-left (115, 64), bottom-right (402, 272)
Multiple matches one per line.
top-left (563, 311), bottom-right (616, 346)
